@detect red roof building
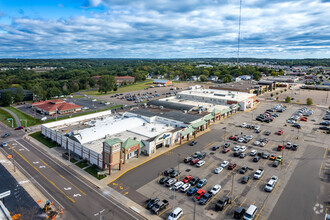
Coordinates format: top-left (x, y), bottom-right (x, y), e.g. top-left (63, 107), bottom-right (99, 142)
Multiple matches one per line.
top-left (31, 99), bottom-right (82, 115)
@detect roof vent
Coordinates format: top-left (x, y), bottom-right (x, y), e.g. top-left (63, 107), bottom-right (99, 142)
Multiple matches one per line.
top-left (143, 123), bottom-right (146, 126)
top-left (166, 124), bottom-right (170, 127)
top-left (133, 137), bottom-right (137, 140)
top-left (151, 128), bottom-right (156, 132)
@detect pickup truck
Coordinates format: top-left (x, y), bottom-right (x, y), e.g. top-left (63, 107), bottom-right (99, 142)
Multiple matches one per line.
top-left (152, 200), bottom-right (169, 214)
top-left (254, 169), bottom-right (264, 179)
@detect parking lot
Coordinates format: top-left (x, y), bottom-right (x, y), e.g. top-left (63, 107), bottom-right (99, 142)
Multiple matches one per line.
top-left (110, 101), bottom-right (329, 220)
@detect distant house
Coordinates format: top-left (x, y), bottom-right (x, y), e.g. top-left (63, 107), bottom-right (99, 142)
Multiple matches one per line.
top-left (0, 88), bottom-right (33, 101)
top-left (191, 76), bottom-right (200, 81)
top-left (235, 77), bottom-right (242, 82)
top-left (152, 75), bottom-right (164, 79)
top-left (240, 75), bottom-right (251, 80)
top-left (207, 76), bottom-right (218, 82)
top-left (115, 76), bottom-right (135, 85)
top-left (173, 76), bottom-right (180, 81)
top-left (31, 99), bottom-right (82, 115)
top-left (153, 79), bottom-right (172, 85)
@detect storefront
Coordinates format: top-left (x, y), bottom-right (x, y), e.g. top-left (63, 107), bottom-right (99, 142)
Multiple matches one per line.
top-left (122, 138), bottom-right (140, 164)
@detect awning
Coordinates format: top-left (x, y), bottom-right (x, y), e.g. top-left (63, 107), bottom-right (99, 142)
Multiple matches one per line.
top-left (221, 108), bottom-right (232, 115)
top-left (192, 120), bottom-right (207, 128)
top-left (204, 114), bottom-right (214, 121)
top-left (179, 127), bottom-right (195, 136)
top-left (212, 108), bottom-right (221, 115)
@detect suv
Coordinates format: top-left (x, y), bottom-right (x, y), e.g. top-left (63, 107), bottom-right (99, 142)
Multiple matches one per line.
top-left (189, 177), bottom-right (200, 186)
top-left (164, 168), bottom-right (175, 176)
top-left (146, 198), bottom-right (160, 209)
top-left (152, 200), bottom-right (169, 214)
top-left (165, 178), bottom-right (177, 187)
top-left (197, 152), bottom-right (206, 160)
top-left (184, 156), bottom-right (192, 163)
top-left (197, 178), bottom-right (207, 188)
top-left (215, 196), bottom-right (229, 211)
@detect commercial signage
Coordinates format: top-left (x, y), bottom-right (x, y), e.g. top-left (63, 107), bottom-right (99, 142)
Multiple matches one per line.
top-left (0, 190), bottom-right (11, 199)
top-left (127, 145), bottom-right (139, 152)
top-left (157, 133), bottom-right (171, 142)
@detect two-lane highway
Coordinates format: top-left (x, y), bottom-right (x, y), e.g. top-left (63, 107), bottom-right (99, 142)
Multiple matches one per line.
top-left (1, 136), bottom-right (144, 220)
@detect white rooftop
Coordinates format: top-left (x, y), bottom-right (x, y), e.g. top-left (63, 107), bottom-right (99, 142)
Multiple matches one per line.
top-left (178, 89), bottom-right (255, 102)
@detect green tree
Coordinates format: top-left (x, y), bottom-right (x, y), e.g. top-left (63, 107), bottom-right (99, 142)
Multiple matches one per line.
top-left (47, 87), bottom-right (61, 98)
top-left (270, 93), bottom-right (274, 97)
top-left (306, 98), bottom-right (313, 105)
top-left (285, 96), bottom-right (291, 103)
top-left (271, 71), bottom-right (278, 77)
top-left (223, 77), bottom-right (230, 83)
top-left (1, 90), bottom-right (12, 106)
top-left (252, 71), bottom-right (262, 81)
top-left (200, 75), bottom-right (207, 82)
top-left (98, 75), bottom-right (115, 94)
top-left (13, 86), bottom-right (25, 102)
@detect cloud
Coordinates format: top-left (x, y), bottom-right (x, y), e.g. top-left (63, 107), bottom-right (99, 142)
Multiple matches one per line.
top-left (58, 4), bottom-right (64, 8)
top-left (0, 0), bottom-right (329, 58)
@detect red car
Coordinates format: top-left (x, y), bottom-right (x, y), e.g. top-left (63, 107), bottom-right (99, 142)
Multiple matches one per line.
top-left (300, 117), bottom-right (308, 121)
top-left (277, 130), bottom-right (283, 135)
top-left (223, 148), bottom-right (230, 153)
top-left (183, 175), bottom-right (193, 183)
top-left (277, 145), bottom-right (284, 151)
top-left (228, 162), bottom-right (237, 170)
top-left (229, 135), bottom-right (237, 140)
top-left (190, 158), bottom-right (200, 165)
top-left (14, 126), bottom-right (24, 130)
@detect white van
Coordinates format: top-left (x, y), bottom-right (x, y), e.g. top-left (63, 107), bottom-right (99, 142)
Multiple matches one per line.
top-left (168, 207), bottom-right (183, 220)
top-left (243, 205), bottom-right (257, 220)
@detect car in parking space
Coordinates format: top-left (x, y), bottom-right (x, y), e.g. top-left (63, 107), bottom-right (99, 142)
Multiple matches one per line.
top-left (183, 175), bottom-right (193, 183)
top-left (277, 145), bottom-right (284, 151)
top-left (292, 144), bottom-right (299, 151)
top-left (190, 158), bottom-right (200, 165)
top-left (253, 140), bottom-right (260, 146)
top-left (190, 140), bottom-right (197, 146)
top-left (170, 170), bottom-right (181, 178)
top-left (287, 119), bottom-right (295, 124)
top-left (254, 169), bottom-right (264, 179)
top-left (257, 151), bottom-right (264, 157)
top-left (187, 187), bottom-right (198, 196)
top-left (300, 117), bottom-right (308, 122)
top-left (265, 176), bottom-right (278, 192)
top-left (319, 126), bottom-right (330, 131)
top-left (168, 207), bottom-right (183, 220)
top-left (164, 168), bottom-right (175, 176)
top-left (192, 151), bottom-right (201, 158)
top-left (320, 121), bottom-right (330, 126)
top-left (234, 206), bottom-right (246, 219)
top-left (199, 193), bottom-right (213, 205)
top-left (224, 142), bottom-right (231, 148)
top-left (262, 153), bottom-right (269, 159)
top-left (180, 183), bottom-right (191, 192)
top-left (273, 160), bottom-right (280, 167)
top-left (241, 122), bottom-right (247, 128)
top-left (146, 198), bottom-right (160, 209)
top-left (210, 184), bottom-right (221, 195)
top-left (250, 150), bottom-right (257, 156)
top-left (276, 155), bottom-right (283, 162)
top-left (222, 148), bottom-right (230, 153)
top-left (240, 146), bottom-right (247, 152)
top-left (238, 138), bottom-right (245, 143)
top-left (228, 162), bottom-right (237, 170)
top-left (241, 176), bottom-right (250, 184)
top-left (240, 153), bottom-right (247, 158)
top-left (2, 133), bottom-right (10, 138)
top-left (184, 156), bottom-right (192, 163)
top-left (233, 145), bottom-right (240, 151)
top-left (197, 178), bottom-right (207, 188)
top-left (220, 160), bottom-right (229, 168)
top-left (159, 176), bottom-right (169, 184)
top-left (194, 189), bottom-right (205, 201)
top-left (277, 130), bottom-right (284, 135)
top-left (212, 145), bottom-right (220, 151)
top-left (196, 160), bottom-right (206, 167)
top-left (197, 152), bottom-right (206, 160)
top-left (234, 150), bottom-right (242, 157)
top-left (240, 166), bottom-right (249, 174)
top-left (152, 200), bottom-right (169, 215)
top-left (229, 135), bottom-right (238, 140)
top-left (189, 177), bottom-right (200, 186)
top-left (214, 167), bottom-right (224, 174)
top-left (215, 196), bottom-right (229, 211)
top-left (172, 181), bottom-right (184, 191)
top-left (292, 123), bottom-right (301, 129)
top-left (1, 142), bottom-right (7, 147)
top-left (253, 156), bottom-right (261, 162)
top-left (270, 154), bottom-right (277, 160)
top-left (285, 142), bottom-right (292, 149)
top-left (165, 178), bottom-right (177, 187)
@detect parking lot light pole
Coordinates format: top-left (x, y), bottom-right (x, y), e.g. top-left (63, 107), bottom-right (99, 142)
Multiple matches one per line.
top-left (193, 199), bottom-right (196, 220)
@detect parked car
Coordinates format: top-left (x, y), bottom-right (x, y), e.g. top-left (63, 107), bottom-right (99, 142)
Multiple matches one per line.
top-left (184, 156), bottom-right (192, 163)
top-left (147, 198), bottom-right (160, 209)
top-left (159, 176), bottom-right (169, 184)
top-left (197, 178), bottom-right (207, 188)
top-left (234, 206), bottom-right (246, 219)
top-left (214, 167), bottom-right (224, 174)
top-left (180, 183), bottom-right (191, 192)
top-left (319, 126), bottom-right (330, 131)
top-left (168, 207), bottom-right (183, 220)
top-left (240, 153), bottom-right (247, 158)
top-left (189, 177), bottom-right (200, 186)
top-left (164, 168), bottom-right (175, 176)
top-left (253, 156), bottom-right (261, 162)
top-left (170, 171), bottom-right (181, 178)
top-left (196, 160), bottom-right (206, 167)
top-left (194, 189), bottom-right (205, 201)
top-left (276, 155), bottom-right (283, 162)
top-left (165, 178), bottom-right (177, 187)
top-left (292, 144), bottom-right (299, 151)
top-left (240, 146), bottom-right (247, 152)
top-left (1, 142), bottom-right (7, 147)
top-left (14, 126), bottom-right (24, 130)
top-left (292, 123), bottom-right (301, 129)
top-left (152, 200), bottom-right (169, 214)
top-left (192, 151), bottom-right (201, 158)
top-left (262, 153), bottom-right (269, 159)
top-left (228, 162), bottom-right (237, 170)
top-left (277, 145), bottom-right (284, 151)
top-left (277, 130), bottom-right (284, 135)
top-left (199, 192), bottom-right (213, 205)
top-left (212, 145), bottom-right (220, 151)
top-left (222, 148), bottom-right (230, 153)
top-left (270, 154), bottom-right (277, 160)
top-left (265, 178), bottom-right (278, 192)
top-left (187, 187), bottom-right (198, 196)
top-left (273, 160), bottom-right (280, 167)
top-left (197, 152), bottom-right (206, 160)
top-left (172, 181), bottom-right (184, 191)
top-left (190, 158), bottom-right (200, 165)
top-left (241, 176), bottom-right (250, 184)
top-left (224, 142), bottom-right (231, 148)
top-left (183, 175), bottom-right (193, 183)
top-left (215, 196), bottom-right (229, 211)
top-left (190, 141), bottom-right (197, 146)
top-left (210, 184), bottom-right (221, 195)
top-left (250, 150), bottom-right (257, 156)
top-left (2, 133), bottom-right (10, 138)
top-left (220, 161), bottom-right (229, 168)
top-left (254, 169), bottom-right (264, 179)
top-left (240, 166), bottom-right (249, 174)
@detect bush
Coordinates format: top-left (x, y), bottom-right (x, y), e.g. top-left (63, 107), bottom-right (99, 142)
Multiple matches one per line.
top-left (306, 98), bottom-right (313, 105)
top-left (270, 93), bottom-right (274, 97)
top-left (285, 96), bottom-right (291, 103)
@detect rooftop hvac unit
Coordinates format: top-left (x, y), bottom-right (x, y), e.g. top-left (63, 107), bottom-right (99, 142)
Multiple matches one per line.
top-left (166, 124), bottom-right (170, 127)
top-left (151, 128), bottom-right (156, 132)
top-left (143, 123), bottom-right (146, 126)
top-left (133, 137), bottom-right (137, 140)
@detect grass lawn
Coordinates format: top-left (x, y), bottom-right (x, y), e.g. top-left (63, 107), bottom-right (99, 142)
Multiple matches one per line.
top-left (75, 160), bottom-right (89, 169)
top-left (83, 80), bottom-right (153, 96)
top-left (85, 165), bottom-right (107, 180)
top-left (29, 131), bottom-right (58, 148)
top-left (0, 108), bottom-right (17, 128)
top-left (6, 106), bottom-right (41, 127)
top-left (70, 158), bottom-right (77, 163)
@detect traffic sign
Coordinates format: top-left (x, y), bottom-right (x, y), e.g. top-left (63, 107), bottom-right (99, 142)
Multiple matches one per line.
top-left (0, 190), bottom-right (11, 199)
top-left (7, 155), bottom-right (12, 159)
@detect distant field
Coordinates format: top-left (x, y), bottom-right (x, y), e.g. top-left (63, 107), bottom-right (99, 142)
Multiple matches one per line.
top-left (83, 80), bottom-right (153, 96)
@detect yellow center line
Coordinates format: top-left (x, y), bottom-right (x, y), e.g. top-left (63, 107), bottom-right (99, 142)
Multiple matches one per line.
top-left (8, 144), bottom-right (75, 203)
top-left (40, 159), bottom-right (87, 196)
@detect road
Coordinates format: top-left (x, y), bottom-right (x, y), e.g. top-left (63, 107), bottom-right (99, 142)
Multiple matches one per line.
top-left (0, 124), bottom-right (144, 220)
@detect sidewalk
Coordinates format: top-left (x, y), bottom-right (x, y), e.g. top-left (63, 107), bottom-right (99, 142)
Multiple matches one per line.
top-left (24, 135), bottom-right (161, 220)
top-left (0, 150), bottom-right (47, 209)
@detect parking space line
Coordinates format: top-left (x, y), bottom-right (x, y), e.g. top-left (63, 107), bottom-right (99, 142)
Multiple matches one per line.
top-left (239, 197), bottom-right (247, 207)
top-left (255, 175), bottom-right (264, 188)
top-left (252, 201), bottom-right (256, 205)
top-left (285, 161), bottom-right (292, 171)
top-left (255, 204), bottom-right (265, 220)
top-left (206, 190), bottom-right (222, 206)
top-left (272, 179), bottom-right (280, 194)
top-left (158, 206), bottom-right (171, 216)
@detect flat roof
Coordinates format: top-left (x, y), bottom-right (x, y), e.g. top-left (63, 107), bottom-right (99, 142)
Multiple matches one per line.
top-left (210, 81), bottom-right (260, 92)
top-left (178, 89), bottom-right (255, 102)
top-left (148, 99), bottom-right (195, 111)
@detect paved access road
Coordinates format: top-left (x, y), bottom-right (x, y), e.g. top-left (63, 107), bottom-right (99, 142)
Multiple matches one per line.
top-left (0, 121), bottom-right (144, 220)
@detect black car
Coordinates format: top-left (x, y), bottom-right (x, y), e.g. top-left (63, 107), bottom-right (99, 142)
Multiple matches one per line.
top-left (292, 144), bottom-right (298, 151)
top-left (241, 176), bottom-right (250, 184)
top-left (257, 152), bottom-right (264, 157)
top-left (320, 121), bottom-right (330, 126)
top-left (263, 153), bottom-right (269, 159)
top-left (319, 126), bottom-right (330, 131)
top-left (199, 193), bottom-right (212, 205)
top-left (240, 166), bottom-right (248, 174)
top-left (264, 131), bottom-right (271, 136)
top-left (253, 156), bottom-right (261, 162)
top-left (197, 152), bottom-right (206, 160)
top-left (190, 141), bottom-right (197, 146)
top-left (273, 160), bottom-right (280, 167)
top-left (164, 168), bottom-right (174, 176)
top-left (146, 198), bottom-right (160, 209)
top-left (170, 170), bottom-right (181, 178)
top-left (184, 156), bottom-right (192, 163)
top-left (212, 145), bottom-right (220, 151)
top-left (216, 196), bottom-right (229, 211)
top-left (189, 177), bottom-right (200, 186)
top-left (234, 151), bottom-right (242, 157)
top-left (159, 176), bottom-right (169, 184)
top-left (292, 123), bottom-right (301, 129)
top-left (234, 206), bottom-right (246, 219)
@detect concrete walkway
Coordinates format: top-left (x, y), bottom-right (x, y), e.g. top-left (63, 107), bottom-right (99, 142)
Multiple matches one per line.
top-left (0, 107), bottom-right (21, 127)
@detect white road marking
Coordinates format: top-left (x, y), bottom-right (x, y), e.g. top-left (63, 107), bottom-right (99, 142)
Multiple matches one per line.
top-left (19, 180), bottom-right (30, 184)
top-left (39, 165), bottom-right (46, 168)
top-left (64, 187), bottom-right (72, 191)
top-left (18, 149), bottom-right (25, 151)
top-left (14, 140), bottom-right (30, 152)
top-left (33, 161), bottom-right (39, 164)
top-left (73, 194), bottom-right (81, 197)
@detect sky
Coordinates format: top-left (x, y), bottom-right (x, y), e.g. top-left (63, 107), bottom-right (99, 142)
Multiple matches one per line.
top-left (0, 0), bottom-right (329, 59)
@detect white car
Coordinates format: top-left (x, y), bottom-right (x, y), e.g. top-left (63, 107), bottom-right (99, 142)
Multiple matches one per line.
top-left (196, 160), bottom-right (205, 167)
top-left (271, 176), bottom-right (278, 182)
top-left (168, 207), bottom-right (183, 220)
top-left (2, 142), bottom-right (7, 147)
top-left (241, 122), bottom-right (247, 128)
top-left (180, 183), bottom-right (191, 192)
top-left (287, 119), bottom-right (295, 124)
top-left (286, 142), bottom-right (292, 148)
top-left (210, 184), bottom-right (221, 195)
top-left (172, 181), bottom-right (184, 191)
top-left (254, 169), bottom-right (264, 179)
top-left (220, 161), bottom-right (229, 168)
top-left (254, 125), bottom-right (260, 130)
top-left (250, 150), bottom-right (257, 156)
top-left (238, 138), bottom-right (245, 143)
top-left (233, 146), bottom-right (240, 151)
top-left (260, 142), bottom-right (266, 147)
top-left (214, 167), bottom-right (224, 174)
top-left (253, 141), bottom-right (260, 146)
top-left (82, 106), bottom-right (89, 110)
top-left (240, 146), bottom-right (247, 152)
